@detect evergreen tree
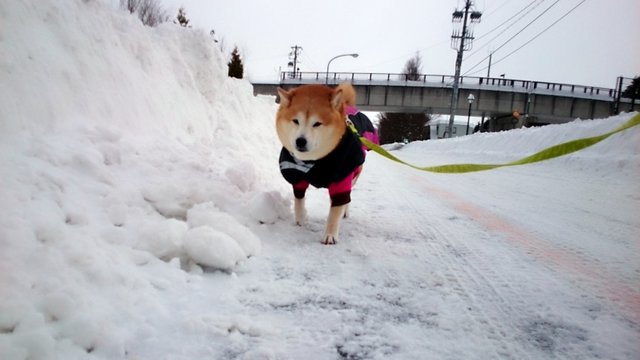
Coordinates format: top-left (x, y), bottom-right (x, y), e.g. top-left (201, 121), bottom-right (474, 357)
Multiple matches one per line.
top-left (377, 52), bottom-right (430, 144)
top-left (174, 7), bottom-right (190, 27)
top-left (228, 46), bottom-right (244, 79)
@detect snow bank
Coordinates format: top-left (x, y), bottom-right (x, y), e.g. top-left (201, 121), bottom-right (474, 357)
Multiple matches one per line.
top-left (400, 113), bottom-right (640, 177)
top-left (0, 0), bottom-right (285, 357)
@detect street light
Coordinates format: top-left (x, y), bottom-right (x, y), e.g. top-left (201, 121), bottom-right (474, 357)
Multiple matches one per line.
top-left (326, 53), bottom-right (359, 84)
top-left (466, 93), bottom-right (475, 135)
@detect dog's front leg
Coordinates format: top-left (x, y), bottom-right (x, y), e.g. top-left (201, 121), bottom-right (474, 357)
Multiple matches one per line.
top-left (322, 204), bottom-right (346, 245)
top-left (292, 183), bottom-right (308, 226)
top-left (294, 197), bottom-right (306, 226)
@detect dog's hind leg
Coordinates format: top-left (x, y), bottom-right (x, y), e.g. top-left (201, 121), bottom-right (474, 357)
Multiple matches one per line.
top-left (342, 168), bottom-right (362, 220)
top-left (322, 204), bottom-right (346, 245)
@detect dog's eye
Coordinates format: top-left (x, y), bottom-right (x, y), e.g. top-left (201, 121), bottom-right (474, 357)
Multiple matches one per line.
top-left (312, 122), bottom-right (322, 128)
top-left (292, 119), bottom-right (299, 125)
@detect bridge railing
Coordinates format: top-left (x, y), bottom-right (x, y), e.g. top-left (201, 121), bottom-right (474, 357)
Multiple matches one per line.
top-left (280, 71), bottom-right (455, 85)
top-left (280, 71), bottom-right (618, 100)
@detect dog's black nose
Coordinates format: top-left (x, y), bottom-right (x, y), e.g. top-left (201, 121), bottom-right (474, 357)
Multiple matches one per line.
top-left (295, 137), bottom-right (307, 151)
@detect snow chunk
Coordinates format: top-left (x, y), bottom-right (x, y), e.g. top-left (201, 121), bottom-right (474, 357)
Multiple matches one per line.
top-left (187, 202), bottom-right (261, 255)
top-left (248, 191), bottom-right (290, 224)
top-left (135, 219), bottom-right (188, 260)
top-left (183, 226), bottom-right (246, 270)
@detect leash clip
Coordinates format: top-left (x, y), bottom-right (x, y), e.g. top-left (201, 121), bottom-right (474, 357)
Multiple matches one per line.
top-left (346, 118), bottom-right (359, 135)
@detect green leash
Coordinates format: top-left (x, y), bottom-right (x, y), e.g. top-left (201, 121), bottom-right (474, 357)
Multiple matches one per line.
top-left (350, 113), bottom-right (640, 174)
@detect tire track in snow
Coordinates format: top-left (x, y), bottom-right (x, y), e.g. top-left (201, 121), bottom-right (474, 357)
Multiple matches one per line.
top-left (402, 210), bottom-right (536, 359)
top-left (409, 171), bottom-right (640, 327)
top-left (357, 155), bottom-right (636, 358)
top-left (355, 159), bottom-right (540, 359)
top-left (408, 209), bottom-right (596, 359)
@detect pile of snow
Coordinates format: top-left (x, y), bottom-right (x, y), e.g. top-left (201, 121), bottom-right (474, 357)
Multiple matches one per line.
top-left (400, 114), bottom-right (640, 177)
top-left (0, 0), bottom-right (289, 265)
top-left (1, 0), bottom-right (288, 357)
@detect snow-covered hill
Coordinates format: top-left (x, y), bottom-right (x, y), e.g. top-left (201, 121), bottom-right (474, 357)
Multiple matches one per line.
top-left (1, 1), bottom-right (638, 359)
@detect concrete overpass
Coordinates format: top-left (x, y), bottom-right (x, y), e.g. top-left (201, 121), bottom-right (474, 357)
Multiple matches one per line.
top-left (252, 72), bottom-right (633, 125)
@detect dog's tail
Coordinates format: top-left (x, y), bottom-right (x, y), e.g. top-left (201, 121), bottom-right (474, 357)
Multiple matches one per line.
top-left (336, 82), bottom-right (356, 107)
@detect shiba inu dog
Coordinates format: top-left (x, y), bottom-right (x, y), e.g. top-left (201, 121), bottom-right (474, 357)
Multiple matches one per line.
top-left (276, 83), bottom-right (378, 245)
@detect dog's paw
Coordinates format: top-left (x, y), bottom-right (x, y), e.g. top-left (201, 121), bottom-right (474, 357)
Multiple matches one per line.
top-left (321, 234), bottom-right (337, 245)
top-left (294, 211), bottom-right (307, 226)
top-left (294, 213), bottom-right (306, 226)
top-left (294, 211), bottom-right (306, 226)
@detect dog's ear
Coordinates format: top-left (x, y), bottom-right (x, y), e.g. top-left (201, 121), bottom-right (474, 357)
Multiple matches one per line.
top-left (331, 87), bottom-right (344, 111)
top-left (277, 87), bottom-right (293, 107)
top-left (335, 83), bottom-right (356, 106)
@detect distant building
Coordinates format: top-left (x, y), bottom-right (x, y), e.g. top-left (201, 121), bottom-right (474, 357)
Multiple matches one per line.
top-left (430, 118), bottom-right (472, 139)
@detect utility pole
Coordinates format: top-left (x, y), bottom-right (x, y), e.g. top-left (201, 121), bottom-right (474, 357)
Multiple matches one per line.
top-left (288, 45), bottom-right (302, 79)
top-left (446, 0), bottom-right (481, 138)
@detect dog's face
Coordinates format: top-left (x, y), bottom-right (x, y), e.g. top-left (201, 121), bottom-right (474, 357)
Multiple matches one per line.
top-left (276, 85), bottom-right (347, 161)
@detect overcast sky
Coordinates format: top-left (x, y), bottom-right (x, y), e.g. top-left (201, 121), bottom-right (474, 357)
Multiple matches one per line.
top-left (161, 0), bottom-right (639, 89)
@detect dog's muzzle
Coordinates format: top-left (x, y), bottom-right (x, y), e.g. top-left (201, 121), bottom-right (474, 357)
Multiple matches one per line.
top-left (295, 137), bottom-right (308, 152)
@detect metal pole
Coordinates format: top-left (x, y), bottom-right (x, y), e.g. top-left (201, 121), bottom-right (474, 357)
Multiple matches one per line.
top-left (292, 45), bottom-right (300, 79)
top-left (466, 93), bottom-right (474, 135)
top-left (288, 45), bottom-right (302, 79)
top-left (446, 0), bottom-right (472, 138)
top-left (325, 53), bottom-right (359, 84)
top-left (466, 102), bottom-right (472, 135)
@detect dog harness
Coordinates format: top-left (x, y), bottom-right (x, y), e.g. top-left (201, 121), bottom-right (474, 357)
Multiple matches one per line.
top-left (279, 108), bottom-right (378, 207)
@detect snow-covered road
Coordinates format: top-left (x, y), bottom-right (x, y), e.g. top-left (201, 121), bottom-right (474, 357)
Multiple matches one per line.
top-left (216, 135), bottom-right (639, 359)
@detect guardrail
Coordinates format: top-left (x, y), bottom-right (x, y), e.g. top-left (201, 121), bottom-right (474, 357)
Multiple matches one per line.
top-left (280, 71), bottom-right (620, 100)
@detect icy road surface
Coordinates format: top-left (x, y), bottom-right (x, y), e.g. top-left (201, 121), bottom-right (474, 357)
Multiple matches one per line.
top-left (202, 140), bottom-right (639, 359)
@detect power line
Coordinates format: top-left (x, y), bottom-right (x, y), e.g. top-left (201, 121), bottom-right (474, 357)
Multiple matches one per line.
top-left (463, 0), bottom-right (561, 76)
top-left (465, 0), bottom-right (587, 76)
top-left (482, 0), bottom-right (512, 17)
top-left (466, 0), bottom-right (543, 60)
top-left (475, 0), bottom-right (542, 42)
top-left (478, 0), bottom-right (587, 74)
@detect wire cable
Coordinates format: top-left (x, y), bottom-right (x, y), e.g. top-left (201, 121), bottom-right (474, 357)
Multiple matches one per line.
top-left (463, 0), bottom-right (561, 75)
top-left (465, 0), bottom-right (587, 76)
top-left (466, 0), bottom-right (543, 60)
top-left (474, 0), bottom-right (542, 43)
